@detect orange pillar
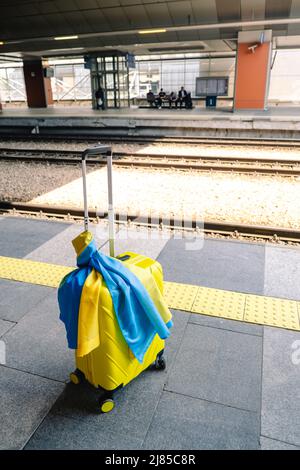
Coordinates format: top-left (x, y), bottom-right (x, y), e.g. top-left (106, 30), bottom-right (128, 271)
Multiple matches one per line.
top-left (234, 30), bottom-right (272, 111)
top-left (23, 59), bottom-right (53, 108)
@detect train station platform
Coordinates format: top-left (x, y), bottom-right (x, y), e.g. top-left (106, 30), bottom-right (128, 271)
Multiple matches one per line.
top-left (1, 106), bottom-right (300, 140)
top-left (0, 216), bottom-right (300, 450)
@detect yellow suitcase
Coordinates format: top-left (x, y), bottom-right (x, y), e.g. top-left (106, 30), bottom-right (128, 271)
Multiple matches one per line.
top-left (68, 147), bottom-right (169, 413)
top-left (70, 251), bottom-right (166, 413)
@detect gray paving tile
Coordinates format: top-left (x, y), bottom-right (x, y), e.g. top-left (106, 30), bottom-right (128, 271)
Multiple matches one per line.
top-left (51, 377), bottom-right (163, 442)
top-left (25, 222), bottom-right (167, 265)
top-left (101, 226), bottom-right (168, 260)
top-left (189, 313), bottom-right (263, 336)
top-left (0, 217), bottom-right (70, 258)
top-left (0, 319), bottom-right (15, 337)
top-left (3, 291), bottom-right (74, 382)
top-left (0, 279), bottom-right (52, 322)
top-left (25, 223), bottom-right (109, 267)
top-left (165, 309), bottom-right (190, 368)
top-left (166, 323), bottom-right (262, 411)
top-left (260, 436), bottom-right (300, 450)
top-left (261, 327), bottom-right (300, 447)
top-left (51, 309), bottom-right (189, 441)
top-left (0, 365), bottom-right (64, 450)
top-left (142, 391), bottom-right (260, 450)
top-left (25, 412), bottom-right (142, 450)
top-left (158, 238), bottom-right (265, 294)
top-left (264, 245), bottom-right (300, 300)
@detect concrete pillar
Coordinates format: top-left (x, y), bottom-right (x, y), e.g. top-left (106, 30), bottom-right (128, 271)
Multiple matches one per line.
top-left (23, 59), bottom-right (53, 108)
top-left (234, 30), bottom-right (272, 111)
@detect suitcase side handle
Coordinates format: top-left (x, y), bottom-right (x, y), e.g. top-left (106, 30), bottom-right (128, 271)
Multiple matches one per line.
top-left (81, 145), bottom-right (115, 258)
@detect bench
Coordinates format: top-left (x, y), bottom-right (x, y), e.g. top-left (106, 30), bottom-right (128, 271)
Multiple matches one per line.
top-left (138, 96), bottom-right (194, 110)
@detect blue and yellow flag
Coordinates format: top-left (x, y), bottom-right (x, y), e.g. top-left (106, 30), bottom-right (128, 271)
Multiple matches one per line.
top-left (58, 231), bottom-right (172, 363)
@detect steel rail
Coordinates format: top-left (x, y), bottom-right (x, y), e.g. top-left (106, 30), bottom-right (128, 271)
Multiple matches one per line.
top-left (1, 148), bottom-right (300, 176)
top-left (1, 131), bottom-right (300, 147)
top-left (0, 201), bottom-right (299, 243)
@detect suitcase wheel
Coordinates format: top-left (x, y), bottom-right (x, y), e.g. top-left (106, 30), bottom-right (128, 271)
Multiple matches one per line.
top-left (155, 355), bottom-right (166, 370)
top-left (69, 369), bottom-right (83, 385)
top-left (99, 398), bottom-right (115, 413)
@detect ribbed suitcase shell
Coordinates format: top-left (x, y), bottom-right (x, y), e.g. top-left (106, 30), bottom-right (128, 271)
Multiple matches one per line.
top-left (75, 251), bottom-right (165, 391)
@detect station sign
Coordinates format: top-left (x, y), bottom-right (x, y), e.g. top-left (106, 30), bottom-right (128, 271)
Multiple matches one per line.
top-left (196, 76), bottom-right (229, 97)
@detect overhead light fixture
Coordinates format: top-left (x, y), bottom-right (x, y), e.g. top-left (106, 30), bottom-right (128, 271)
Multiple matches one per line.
top-left (138, 29), bottom-right (167, 35)
top-left (48, 47), bottom-right (84, 52)
top-left (54, 35), bottom-right (78, 41)
top-left (0, 42), bottom-right (4, 45)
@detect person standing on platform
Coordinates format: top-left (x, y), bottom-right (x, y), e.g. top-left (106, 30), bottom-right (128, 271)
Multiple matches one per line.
top-left (95, 86), bottom-right (105, 110)
top-left (176, 86), bottom-right (187, 108)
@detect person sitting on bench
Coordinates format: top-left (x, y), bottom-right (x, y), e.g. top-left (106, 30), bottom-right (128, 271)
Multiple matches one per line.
top-left (185, 92), bottom-right (193, 109)
top-left (176, 86), bottom-right (187, 108)
top-left (168, 91), bottom-right (177, 108)
top-left (157, 88), bottom-right (166, 108)
top-left (146, 90), bottom-right (157, 107)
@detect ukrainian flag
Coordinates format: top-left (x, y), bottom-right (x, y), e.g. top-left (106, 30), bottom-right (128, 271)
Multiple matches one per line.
top-left (58, 231), bottom-right (172, 363)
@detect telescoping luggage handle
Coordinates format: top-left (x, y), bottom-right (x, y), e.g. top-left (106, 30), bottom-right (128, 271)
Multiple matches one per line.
top-left (81, 145), bottom-right (115, 258)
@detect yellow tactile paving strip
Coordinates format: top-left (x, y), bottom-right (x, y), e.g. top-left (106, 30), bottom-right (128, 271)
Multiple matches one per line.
top-left (164, 281), bottom-right (199, 311)
top-left (244, 295), bottom-right (300, 331)
top-left (191, 286), bottom-right (246, 322)
top-left (0, 256), bottom-right (300, 331)
top-left (0, 256), bottom-right (73, 288)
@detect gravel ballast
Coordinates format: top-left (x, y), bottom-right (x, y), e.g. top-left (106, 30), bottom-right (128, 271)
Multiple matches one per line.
top-left (0, 161), bottom-right (92, 202)
top-left (1, 161), bottom-right (299, 229)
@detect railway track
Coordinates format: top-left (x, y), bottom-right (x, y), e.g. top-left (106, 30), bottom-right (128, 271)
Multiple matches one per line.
top-left (1, 147), bottom-right (300, 176)
top-left (1, 131), bottom-right (300, 147)
top-left (1, 201), bottom-right (299, 243)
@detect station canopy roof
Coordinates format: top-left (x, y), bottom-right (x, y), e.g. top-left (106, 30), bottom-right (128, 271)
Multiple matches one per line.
top-left (1, 0), bottom-right (300, 59)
